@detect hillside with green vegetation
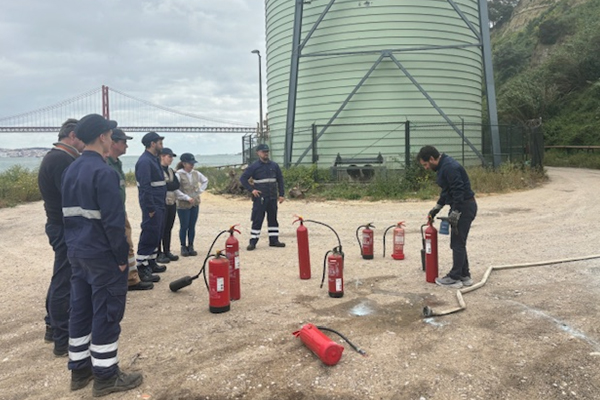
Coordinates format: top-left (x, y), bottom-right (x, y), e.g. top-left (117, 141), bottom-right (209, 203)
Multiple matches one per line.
top-left (491, 0), bottom-right (600, 146)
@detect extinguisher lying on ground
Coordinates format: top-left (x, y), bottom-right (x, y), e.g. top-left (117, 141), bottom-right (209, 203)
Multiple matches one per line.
top-left (300, 219), bottom-right (345, 298)
top-left (356, 223), bottom-right (375, 260)
top-left (383, 221), bottom-right (405, 260)
top-left (293, 216), bottom-right (311, 280)
top-left (170, 227), bottom-right (240, 313)
top-left (293, 323), bottom-right (367, 366)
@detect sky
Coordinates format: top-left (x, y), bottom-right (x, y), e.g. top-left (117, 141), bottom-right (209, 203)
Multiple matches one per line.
top-left (0, 0), bottom-right (266, 155)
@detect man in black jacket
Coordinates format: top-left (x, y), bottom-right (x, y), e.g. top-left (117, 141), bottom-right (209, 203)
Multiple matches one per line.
top-left (418, 145), bottom-right (478, 288)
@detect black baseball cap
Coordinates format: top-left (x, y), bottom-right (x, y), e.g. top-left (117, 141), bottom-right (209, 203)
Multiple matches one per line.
top-left (111, 128), bottom-right (133, 141)
top-left (180, 153), bottom-right (197, 164)
top-left (161, 147), bottom-right (177, 157)
top-left (142, 131), bottom-right (165, 146)
top-left (74, 114), bottom-right (117, 144)
top-left (256, 143), bottom-right (269, 152)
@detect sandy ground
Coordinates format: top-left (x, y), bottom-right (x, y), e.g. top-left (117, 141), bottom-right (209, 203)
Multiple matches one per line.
top-left (1, 167), bottom-right (600, 400)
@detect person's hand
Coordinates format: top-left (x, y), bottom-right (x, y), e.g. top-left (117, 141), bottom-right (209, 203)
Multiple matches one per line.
top-left (428, 204), bottom-right (443, 219)
top-left (188, 197), bottom-right (195, 204)
top-left (252, 189), bottom-right (262, 197)
top-left (149, 211), bottom-right (155, 218)
top-left (118, 264), bottom-right (127, 272)
top-left (278, 196), bottom-right (285, 204)
top-left (448, 210), bottom-right (461, 227)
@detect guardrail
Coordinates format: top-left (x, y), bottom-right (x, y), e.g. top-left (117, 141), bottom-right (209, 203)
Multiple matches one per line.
top-left (545, 146), bottom-right (600, 153)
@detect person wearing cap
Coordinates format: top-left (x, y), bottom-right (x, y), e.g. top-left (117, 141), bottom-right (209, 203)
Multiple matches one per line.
top-left (174, 153), bottom-right (209, 257)
top-left (240, 143), bottom-right (286, 250)
top-left (61, 114), bottom-right (143, 396)
top-left (135, 132), bottom-right (168, 281)
top-left (107, 129), bottom-right (154, 291)
top-left (38, 118), bottom-right (84, 356)
top-left (157, 147), bottom-right (180, 263)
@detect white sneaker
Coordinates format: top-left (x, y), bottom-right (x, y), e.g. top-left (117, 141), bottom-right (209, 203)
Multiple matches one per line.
top-left (435, 276), bottom-right (463, 288)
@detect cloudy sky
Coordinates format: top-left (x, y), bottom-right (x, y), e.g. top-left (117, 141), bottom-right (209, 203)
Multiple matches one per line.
top-left (0, 0), bottom-right (266, 155)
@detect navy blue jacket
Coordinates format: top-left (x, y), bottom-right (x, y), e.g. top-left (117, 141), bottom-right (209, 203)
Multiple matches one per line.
top-left (240, 159), bottom-right (285, 198)
top-left (62, 151), bottom-right (129, 265)
top-left (135, 150), bottom-right (167, 213)
top-left (434, 154), bottom-right (475, 213)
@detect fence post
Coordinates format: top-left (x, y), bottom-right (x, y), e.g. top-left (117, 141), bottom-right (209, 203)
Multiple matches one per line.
top-left (405, 120), bottom-right (411, 169)
top-left (312, 123), bottom-right (318, 165)
top-left (461, 117), bottom-right (465, 165)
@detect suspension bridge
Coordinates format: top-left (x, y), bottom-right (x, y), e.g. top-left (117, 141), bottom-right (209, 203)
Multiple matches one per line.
top-left (0, 85), bottom-right (257, 135)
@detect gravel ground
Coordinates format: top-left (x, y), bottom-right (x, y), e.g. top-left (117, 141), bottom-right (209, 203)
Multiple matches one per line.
top-left (1, 166), bottom-right (599, 400)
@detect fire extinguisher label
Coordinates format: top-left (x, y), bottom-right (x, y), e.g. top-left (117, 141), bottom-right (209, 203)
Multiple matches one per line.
top-left (336, 278), bottom-right (342, 292)
top-left (426, 239), bottom-right (432, 254)
top-left (234, 256), bottom-right (240, 270)
top-left (217, 277), bottom-right (225, 292)
top-left (363, 234), bottom-right (371, 245)
top-left (394, 235), bottom-right (404, 245)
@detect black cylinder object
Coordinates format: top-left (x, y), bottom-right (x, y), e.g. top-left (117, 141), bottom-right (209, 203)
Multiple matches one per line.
top-left (169, 276), bottom-right (195, 292)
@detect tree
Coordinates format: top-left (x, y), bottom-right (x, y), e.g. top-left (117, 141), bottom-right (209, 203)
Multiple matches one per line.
top-left (489, 0), bottom-right (520, 29)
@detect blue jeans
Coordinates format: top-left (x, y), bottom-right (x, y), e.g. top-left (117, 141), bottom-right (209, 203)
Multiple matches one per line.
top-left (448, 200), bottom-right (478, 279)
top-left (178, 206), bottom-right (199, 247)
top-left (45, 223), bottom-right (71, 349)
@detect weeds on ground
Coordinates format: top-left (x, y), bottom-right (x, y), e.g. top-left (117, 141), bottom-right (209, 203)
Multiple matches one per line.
top-left (0, 166), bottom-right (41, 208)
top-left (543, 150), bottom-right (600, 169)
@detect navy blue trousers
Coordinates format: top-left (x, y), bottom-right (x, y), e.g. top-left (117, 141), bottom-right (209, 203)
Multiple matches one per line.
top-left (45, 223), bottom-right (71, 349)
top-left (68, 257), bottom-right (128, 379)
top-left (137, 208), bottom-right (165, 266)
top-left (448, 200), bottom-right (478, 280)
top-left (249, 197), bottom-right (279, 245)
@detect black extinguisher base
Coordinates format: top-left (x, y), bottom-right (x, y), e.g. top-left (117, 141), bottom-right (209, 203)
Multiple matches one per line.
top-left (329, 292), bottom-right (344, 298)
top-left (362, 255), bottom-right (374, 260)
top-left (209, 304), bottom-right (231, 314)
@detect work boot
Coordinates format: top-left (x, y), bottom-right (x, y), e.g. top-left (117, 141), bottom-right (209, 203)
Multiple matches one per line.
top-left (269, 241), bottom-right (286, 248)
top-left (188, 245), bottom-right (198, 256)
top-left (92, 369), bottom-right (143, 397)
top-left (44, 324), bottom-right (54, 343)
top-left (167, 252), bottom-right (179, 261)
top-left (71, 366), bottom-right (93, 391)
top-left (180, 246), bottom-right (190, 257)
top-left (128, 281), bottom-right (154, 291)
top-left (149, 259), bottom-right (167, 273)
top-left (139, 266), bottom-right (160, 283)
top-left (53, 343), bottom-right (68, 357)
top-left (156, 253), bottom-right (171, 264)
top-left (246, 243), bottom-right (256, 251)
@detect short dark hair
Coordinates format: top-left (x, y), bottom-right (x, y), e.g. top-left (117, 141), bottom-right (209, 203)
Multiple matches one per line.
top-left (417, 145), bottom-right (440, 162)
top-left (58, 118), bottom-right (79, 140)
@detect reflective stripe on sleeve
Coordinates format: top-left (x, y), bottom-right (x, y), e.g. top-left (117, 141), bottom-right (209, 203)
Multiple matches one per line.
top-left (62, 207), bottom-right (101, 220)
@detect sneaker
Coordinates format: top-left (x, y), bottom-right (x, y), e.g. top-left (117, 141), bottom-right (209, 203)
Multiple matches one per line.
top-left (71, 366), bottom-right (93, 391)
top-left (188, 246), bottom-right (198, 257)
top-left (53, 344), bottom-right (68, 357)
top-left (435, 275), bottom-right (463, 288)
top-left (460, 276), bottom-right (473, 287)
top-left (128, 281), bottom-right (154, 291)
top-left (269, 242), bottom-right (286, 248)
top-left (166, 252), bottom-right (179, 261)
top-left (156, 253), bottom-right (171, 264)
top-left (246, 244), bottom-right (256, 251)
top-left (92, 369), bottom-right (143, 397)
top-left (180, 246), bottom-right (190, 257)
top-left (44, 325), bottom-right (54, 343)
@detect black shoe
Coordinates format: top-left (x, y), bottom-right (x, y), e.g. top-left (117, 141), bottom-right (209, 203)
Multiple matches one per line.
top-left (53, 344), bottom-right (68, 357)
top-left (92, 369), bottom-right (143, 397)
top-left (181, 246), bottom-right (190, 257)
top-left (246, 244), bottom-right (256, 251)
top-left (166, 252), bottom-right (179, 261)
top-left (149, 261), bottom-right (167, 273)
top-left (71, 366), bottom-right (93, 391)
top-left (44, 324), bottom-right (54, 343)
top-left (128, 281), bottom-right (154, 291)
top-left (156, 253), bottom-right (171, 264)
top-left (139, 266), bottom-right (160, 283)
top-left (269, 242), bottom-right (286, 248)
top-left (188, 246), bottom-right (198, 257)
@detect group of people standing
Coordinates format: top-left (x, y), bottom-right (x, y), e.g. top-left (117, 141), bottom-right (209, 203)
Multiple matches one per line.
top-left (38, 115), bottom-right (209, 396)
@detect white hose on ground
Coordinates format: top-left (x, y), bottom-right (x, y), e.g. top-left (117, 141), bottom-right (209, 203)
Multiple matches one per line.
top-left (422, 254), bottom-right (600, 317)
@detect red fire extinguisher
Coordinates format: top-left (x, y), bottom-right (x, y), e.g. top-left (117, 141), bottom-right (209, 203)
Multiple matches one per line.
top-left (225, 224), bottom-right (241, 300)
top-left (356, 223), bottom-right (375, 260)
top-left (209, 250), bottom-right (231, 313)
top-left (383, 221), bottom-right (405, 260)
top-left (424, 218), bottom-right (439, 283)
top-left (293, 216), bottom-right (311, 279)
top-left (292, 323), bottom-right (366, 366)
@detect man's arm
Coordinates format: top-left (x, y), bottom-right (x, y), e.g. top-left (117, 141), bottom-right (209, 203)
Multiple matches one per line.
top-left (98, 169), bottom-right (129, 266)
top-left (136, 158), bottom-right (156, 213)
top-left (239, 164), bottom-right (255, 192)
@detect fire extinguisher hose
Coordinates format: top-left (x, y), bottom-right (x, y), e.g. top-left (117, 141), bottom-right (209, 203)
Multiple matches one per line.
top-left (423, 254), bottom-right (600, 318)
top-left (320, 250), bottom-right (333, 288)
top-left (316, 326), bottom-right (367, 356)
top-left (382, 225), bottom-right (396, 258)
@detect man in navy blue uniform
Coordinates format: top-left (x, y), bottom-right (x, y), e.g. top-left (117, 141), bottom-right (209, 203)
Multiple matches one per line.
top-left (38, 118), bottom-right (84, 356)
top-left (418, 145), bottom-right (478, 289)
top-left (135, 132), bottom-right (167, 281)
top-left (62, 114), bottom-right (143, 396)
top-left (240, 143), bottom-right (286, 250)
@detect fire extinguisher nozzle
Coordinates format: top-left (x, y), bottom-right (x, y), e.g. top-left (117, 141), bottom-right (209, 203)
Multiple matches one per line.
top-left (422, 306), bottom-right (434, 317)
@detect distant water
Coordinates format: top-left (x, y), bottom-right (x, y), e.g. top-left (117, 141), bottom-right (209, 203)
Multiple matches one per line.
top-left (0, 153), bottom-right (243, 173)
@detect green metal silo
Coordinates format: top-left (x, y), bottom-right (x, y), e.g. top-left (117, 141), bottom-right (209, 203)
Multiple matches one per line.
top-left (265, 0), bottom-right (496, 169)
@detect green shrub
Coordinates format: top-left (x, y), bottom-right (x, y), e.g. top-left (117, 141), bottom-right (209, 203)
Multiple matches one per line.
top-left (0, 166), bottom-right (41, 208)
top-left (544, 150), bottom-right (600, 169)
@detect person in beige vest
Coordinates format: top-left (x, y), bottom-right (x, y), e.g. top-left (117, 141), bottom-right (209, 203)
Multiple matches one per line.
top-left (174, 153), bottom-right (209, 257)
top-left (157, 147), bottom-right (180, 263)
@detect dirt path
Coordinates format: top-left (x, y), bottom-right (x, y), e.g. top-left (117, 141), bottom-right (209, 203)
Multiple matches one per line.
top-left (1, 167), bottom-right (599, 400)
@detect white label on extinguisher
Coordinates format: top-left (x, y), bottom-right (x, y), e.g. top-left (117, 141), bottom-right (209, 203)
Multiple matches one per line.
top-left (234, 255), bottom-right (240, 270)
top-left (394, 235), bottom-right (404, 245)
top-left (216, 277), bottom-right (225, 292)
top-left (363, 233), bottom-right (371, 246)
top-left (426, 239), bottom-right (432, 254)
top-left (336, 278), bottom-right (342, 292)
